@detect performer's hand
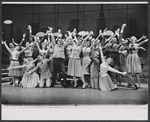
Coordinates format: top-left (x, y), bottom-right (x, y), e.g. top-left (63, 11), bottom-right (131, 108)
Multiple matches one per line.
top-left (122, 23), bottom-right (126, 28)
top-left (142, 35), bottom-right (147, 39)
top-left (89, 31), bottom-right (94, 35)
top-left (122, 72), bottom-right (127, 76)
top-left (2, 40), bottom-right (6, 44)
top-left (144, 39), bottom-right (148, 43)
top-left (23, 33), bottom-right (26, 39)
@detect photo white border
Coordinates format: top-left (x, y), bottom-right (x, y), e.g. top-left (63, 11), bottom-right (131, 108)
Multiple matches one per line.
top-left (1, 1), bottom-right (148, 120)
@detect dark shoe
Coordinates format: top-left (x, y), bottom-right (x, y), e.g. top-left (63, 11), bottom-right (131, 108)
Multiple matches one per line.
top-left (133, 85), bottom-right (138, 90)
top-left (61, 81), bottom-right (67, 88)
top-left (51, 84), bottom-right (54, 87)
top-left (9, 82), bottom-right (13, 85)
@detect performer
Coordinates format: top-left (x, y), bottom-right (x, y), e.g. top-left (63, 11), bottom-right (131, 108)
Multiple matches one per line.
top-left (127, 35), bottom-right (148, 88)
top-left (99, 44), bottom-right (127, 91)
top-left (27, 52), bottom-right (53, 88)
top-left (8, 58), bottom-right (39, 88)
top-left (51, 29), bottom-right (69, 88)
top-left (90, 40), bottom-right (101, 89)
top-left (81, 40), bottom-right (92, 88)
top-left (67, 31), bottom-right (93, 88)
top-left (2, 40), bottom-right (32, 86)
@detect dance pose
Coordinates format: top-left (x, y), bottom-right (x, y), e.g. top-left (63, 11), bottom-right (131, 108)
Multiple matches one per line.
top-left (127, 35), bottom-right (148, 88)
top-left (90, 41), bottom-right (101, 89)
top-left (99, 44), bottom-right (126, 91)
top-left (8, 58), bottom-right (39, 88)
top-left (2, 40), bottom-right (32, 86)
top-left (67, 31), bottom-right (93, 88)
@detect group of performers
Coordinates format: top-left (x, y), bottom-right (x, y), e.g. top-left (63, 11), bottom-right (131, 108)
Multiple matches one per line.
top-left (2, 23), bottom-right (148, 91)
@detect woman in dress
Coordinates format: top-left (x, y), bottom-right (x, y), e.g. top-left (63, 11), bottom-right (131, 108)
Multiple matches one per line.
top-left (67, 31), bottom-right (93, 88)
top-left (2, 40), bottom-right (32, 86)
top-left (8, 58), bottom-right (39, 88)
top-left (99, 44), bottom-right (127, 91)
top-left (126, 36), bottom-right (148, 88)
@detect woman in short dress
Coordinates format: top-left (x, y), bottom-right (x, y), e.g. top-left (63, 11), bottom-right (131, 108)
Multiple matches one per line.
top-left (99, 44), bottom-right (126, 91)
top-left (2, 40), bottom-right (31, 86)
top-left (67, 31), bottom-right (93, 88)
top-left (127, 36), bottom-right (148, 88)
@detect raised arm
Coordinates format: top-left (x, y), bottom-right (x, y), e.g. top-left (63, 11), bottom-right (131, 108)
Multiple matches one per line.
top-left (27, 25), bottom-right (33, 42)
top-left (19, 43), bottom-right (32, 55)
top-left (34, 36), bottom-right (42, 53)
top-left (12, 38), bottom-right (25, 49)
top-left (136, 35), bottom-right (147, 43)
top-left (119, 24), bottom-right (126, 44)
top-left (99, 44), bottom-right (105, 63)
top-left (2, 41), bottom-right (11, 54)
top-left (137, 39), bottom-right (148, 47)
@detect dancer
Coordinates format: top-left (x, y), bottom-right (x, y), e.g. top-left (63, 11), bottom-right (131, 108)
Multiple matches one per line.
top-left (81, 40), bottom-right (92, 88)
top-left (2, 40), bottom-right (32, 86)
top-left (27, 52), bottom-right (53, 88)
top-left (99, 44), bottom-right (126, 91)
top-left (51, 29), bottom-right (69, 88)
top-left (67, 31), bottom-right (93, 88)
top-left (90, 40), bottom-right (101, 89)
top-left (7, 58), bottom-right (39, 88)
top-left (127, 35), bottom-right (148, 88)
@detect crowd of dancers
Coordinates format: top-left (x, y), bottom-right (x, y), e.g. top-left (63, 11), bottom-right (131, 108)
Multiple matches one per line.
top-left (2, 23), bottom-right (148, 91)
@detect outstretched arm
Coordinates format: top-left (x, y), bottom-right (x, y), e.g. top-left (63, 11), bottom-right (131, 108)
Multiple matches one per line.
top-left (27, 25), bottom-right (32, 42)
top-left (108, 66), bottom-right (126, 75)
top-left (119, 24), bottom-right (126, 44)
top-left (19, 43), bottom-right (32, 55)
top-left (12, 38), bottom-right (25, 49)
top-left (34, 36), bottom-right (42, 53)
top-left (137, 39), bottom-right (148, 47)
top-left (2, 41), bottom-right (11, 54)
top-left (99, 44), bottom-right (105, 63)
top-left (136, 35), bottom-right (147, 43)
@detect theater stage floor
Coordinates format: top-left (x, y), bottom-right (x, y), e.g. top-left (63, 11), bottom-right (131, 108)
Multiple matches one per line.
top-left (1, 81), bottom-right (148, 105)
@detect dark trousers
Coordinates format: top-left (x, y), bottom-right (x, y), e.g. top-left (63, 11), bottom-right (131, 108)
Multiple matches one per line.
top-left (52, 58), bottom-right (67, 86)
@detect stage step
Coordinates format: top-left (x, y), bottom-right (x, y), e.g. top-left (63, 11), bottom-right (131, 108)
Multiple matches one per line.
top-left (2, 73), bottom-right (9, 76)
top-left (1, 77), bottom-right (11, 82)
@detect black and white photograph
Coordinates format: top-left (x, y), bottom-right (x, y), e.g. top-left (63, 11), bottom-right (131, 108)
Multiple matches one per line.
top-left (1, 1), bottom-right (148, 120)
